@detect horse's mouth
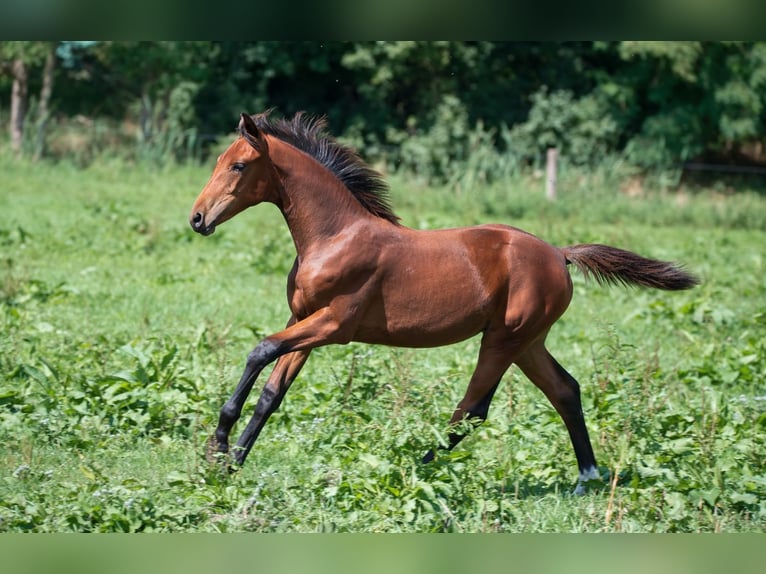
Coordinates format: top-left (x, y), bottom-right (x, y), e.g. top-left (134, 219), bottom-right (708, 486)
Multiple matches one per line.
top-left (198, 224), bottom-right (216, 236)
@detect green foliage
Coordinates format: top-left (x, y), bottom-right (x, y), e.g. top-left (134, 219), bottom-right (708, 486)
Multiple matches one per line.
top-left (1, 157), bottom-right (765, 532)
top-left (394, 94), bottom-right (470, 183)
top-left (4, 41), bottom-right (766, 183)
top-left (613, 42), bottom-right (766, 172)
top-left (505, 87), bottom-right (620, 168)
top-left (0, 41), bottom-right (51, 67)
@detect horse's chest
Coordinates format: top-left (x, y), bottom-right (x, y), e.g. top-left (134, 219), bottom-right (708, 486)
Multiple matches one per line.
top-left (290, 271), bottom-right (333, 316)
top-left (289, 259), bottom-right (367, 317)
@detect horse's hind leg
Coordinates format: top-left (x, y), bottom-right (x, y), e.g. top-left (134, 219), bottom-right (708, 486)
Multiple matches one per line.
top-left (515, 342), bottom-right (599, 495)
top-left (422, 338), bottom-right (513, 463)
top-left (422, 380), bottom-right (502, 463)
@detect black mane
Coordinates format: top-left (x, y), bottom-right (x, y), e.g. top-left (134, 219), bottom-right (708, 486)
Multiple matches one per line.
top-left (245, 111), bottom-right (400, 225)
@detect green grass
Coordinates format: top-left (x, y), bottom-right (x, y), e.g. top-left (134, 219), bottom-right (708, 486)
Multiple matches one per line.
top-left (1, 155), bottom-right (765, 532)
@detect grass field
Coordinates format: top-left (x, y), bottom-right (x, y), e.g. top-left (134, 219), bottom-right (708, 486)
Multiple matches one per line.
top-left (1, 154), bottom-right (765, 532)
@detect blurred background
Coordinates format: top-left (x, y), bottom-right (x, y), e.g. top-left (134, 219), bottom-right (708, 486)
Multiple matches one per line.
top-left (3, 41), bottom-right (766, 188)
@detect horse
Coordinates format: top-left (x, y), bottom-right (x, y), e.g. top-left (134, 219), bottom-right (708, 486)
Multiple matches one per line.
top-left (189, 111), bottom-right (698, 495)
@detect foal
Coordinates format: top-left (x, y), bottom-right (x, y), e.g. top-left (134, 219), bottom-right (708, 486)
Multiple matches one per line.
top-left (190, 111), bottom-right (698, 494)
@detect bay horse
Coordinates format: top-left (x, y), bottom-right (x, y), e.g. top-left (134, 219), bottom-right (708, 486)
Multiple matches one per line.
top-left (189, 111), bottom-right (698, 495)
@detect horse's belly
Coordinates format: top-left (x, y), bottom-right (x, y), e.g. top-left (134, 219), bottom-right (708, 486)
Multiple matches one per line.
top-left (352, 282), bottom-right (495, 348)
top-left (352, 320), bottom-right (486, 348)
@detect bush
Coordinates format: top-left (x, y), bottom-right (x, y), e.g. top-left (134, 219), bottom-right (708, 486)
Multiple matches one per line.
top-left (390, 95), bottom-right (520, 188)
top-left (505, 87), bottom-right (620, 168)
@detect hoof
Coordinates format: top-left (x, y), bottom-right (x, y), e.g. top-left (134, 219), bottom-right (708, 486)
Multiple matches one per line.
top-left (573, 466), bottom-right (602, 495)
top-left (205, 435), bottom-right (231, 467)
top-left (205, 452), bottom-right (238, 476)
top-left (422, 449), bottom-right (436, 464)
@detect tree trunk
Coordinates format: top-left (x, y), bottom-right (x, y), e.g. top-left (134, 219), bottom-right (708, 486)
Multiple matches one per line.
top-left (140, 90), bottom-right (153, 143)
top-left (33, 43), bottom-right (57, 161)
top-left (10, 57), bottom-right (28, 157)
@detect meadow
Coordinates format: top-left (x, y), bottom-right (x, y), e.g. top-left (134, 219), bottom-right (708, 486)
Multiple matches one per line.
top-left (1, 154), bottom-right (765, 532)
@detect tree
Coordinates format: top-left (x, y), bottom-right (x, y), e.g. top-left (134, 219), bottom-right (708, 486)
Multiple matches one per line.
top-left (33, 43), bottom-right (57, 160)
top-left (9, 55), bottom-right (26, 155)
top-left (84, 42), bottom-right (217, 161)
top-left (614, 42), bottom-right (766, 168)
top-left (0, 42), bottom-right (57, 157)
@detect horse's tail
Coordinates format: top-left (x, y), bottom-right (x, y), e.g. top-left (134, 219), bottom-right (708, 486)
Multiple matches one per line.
top-left (560, 244), bottom-right (699, 290)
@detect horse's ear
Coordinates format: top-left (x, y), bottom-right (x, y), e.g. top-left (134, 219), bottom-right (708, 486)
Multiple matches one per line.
top-left (238, 112), bottom-right (267, 153)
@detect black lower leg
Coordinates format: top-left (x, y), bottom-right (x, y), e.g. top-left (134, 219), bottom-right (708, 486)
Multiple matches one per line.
top-left (212, 339), bottom-right (282, 457)
top-left (232, 385), bottom-right (281, 465)
top-left (422, 381), bottom-right (500, 463)
top-left (551, 359), bottom-right (597, 472)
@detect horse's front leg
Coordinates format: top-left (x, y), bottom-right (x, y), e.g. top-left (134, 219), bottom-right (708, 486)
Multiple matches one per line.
top-left (231, 349), bottom-right (311, 465)
top-left (210, 338), bottom-right (285, 462)
top-left (209, 306), bottom-right (351, 467)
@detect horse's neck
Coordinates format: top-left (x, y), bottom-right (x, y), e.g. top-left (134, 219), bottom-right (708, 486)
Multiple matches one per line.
top-left (269, 137), bottom-right (373, 254)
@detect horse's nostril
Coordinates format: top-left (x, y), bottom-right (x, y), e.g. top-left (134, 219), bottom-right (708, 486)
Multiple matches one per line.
top-left (192, 212), bottom-right (203, 226)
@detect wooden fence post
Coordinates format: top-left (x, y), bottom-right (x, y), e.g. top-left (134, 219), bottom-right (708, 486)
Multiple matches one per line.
top-left (546, 147), bottom-right (558, 201)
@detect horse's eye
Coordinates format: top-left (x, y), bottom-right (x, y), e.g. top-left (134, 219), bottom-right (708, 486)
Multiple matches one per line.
top-left (231, 162), bottom-right (246, 173)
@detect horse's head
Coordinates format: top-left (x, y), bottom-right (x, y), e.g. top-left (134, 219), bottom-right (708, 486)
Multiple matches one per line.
top-left (190, 113), bottom-right (280, 235)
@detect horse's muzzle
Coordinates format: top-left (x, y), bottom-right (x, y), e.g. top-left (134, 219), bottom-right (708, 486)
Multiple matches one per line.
top-left (190, 212), bottom-right (215, 236)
